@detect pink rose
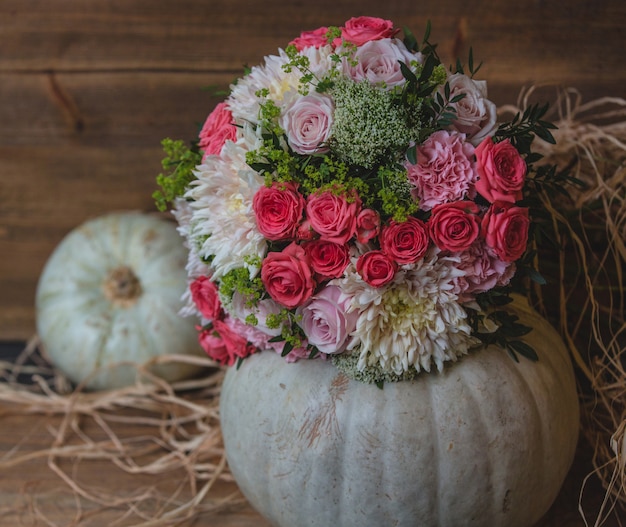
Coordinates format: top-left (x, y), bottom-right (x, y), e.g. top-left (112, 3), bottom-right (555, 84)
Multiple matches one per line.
top-left (380, 216), bottom-right (430, 265)
top-left (343, 38), bottom-right (419, 89)
top-left (290, 26), bottom-right (330, 51)
top-left (280, 92), bottom-right (334, 155)
top-left (261, 242), bottom-right (316, 308)
top-left (197, 319), bottom-right (256, 366)
top-left (296, 218), bottom-right (316, 241)
top-left (305, 239), bottom-right (350, 279)
top-left (190, 276), bottom-right (222, 320)
top-left (481, 202), bottom-right (530, 262)
top-left (253, 182), bottom-right (305, 241)
top-left (306, 190), bottom-right (361, 244)
top-left (337, 16), bottom-right (397, 46)
top-left (198, 102), bottom-right (237, 159)
top-left (445, 73), bottom-right (497, 146)
top-left (356, 250), bottom-right (397, 287)
top-left (230, 293), bottom-right (283, 338)
top-left (475, 137), bottom-right (526, 203)
top-left (297, 285), bottom-right (357, 354)
top-left (406, 130), bottom-right (477, 210)
top-left (429, 201), bottom-right (481, 253)
top-left (452, 240), bottom-right (516, 302)
top-left (356, 208), bottom-right (380, 243)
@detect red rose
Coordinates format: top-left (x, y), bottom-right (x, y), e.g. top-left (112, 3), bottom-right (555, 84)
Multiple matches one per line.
top-left (198, 102), bottom-right (237, 159)
top-left (190, 276), bottom-right (222, 320)
top-left (356, 250), bottom-right (397, 287)
top-left (481, 202), bottom-right (530, 262)
top-left (198, 319), bottom-right (255, 366)
top-left (304, 239), bottom-right (351, 279)
top-left (253, 182), bottom-right (305, 241)
top-left (306, 190), bottom-right (361, 244)
top-left (261, 242), bottom-right (315, 308)
top-left (380, 216), bottom-right (430, 265)
top-left (429, 201), bottom-right (481, 253)
top-left (475, 137), bottom-right (526, 203)
top-left (290, 26), bottom-right (330, 51)
top-left (336, 16), bottom-right (397, 46)
top-left (356, 208), bottom-right (381, 243)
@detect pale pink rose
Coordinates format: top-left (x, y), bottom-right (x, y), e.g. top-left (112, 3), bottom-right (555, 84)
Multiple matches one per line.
top-left (305, 239), bottom-right (350, 279)
top-left (446, 73), bottom-right (497, 146)
top-left (356, 250), bottom-right (397, 287)
top-left (290, 26), bottom-right (329, 51)
top-left (343, 38), bottom-right (419, 89)
top-left (380, 216), bottom-right (430, 265)
top-left (190, 276), bottom-right (222, 320)
top-left (475, 137), bottom-right (526, 203)
top-left (481, 202), bottom-right (530, 262)
top-left (452, 240), bottom-right (516, 302)
top-left (306, 190), bottom-right (361, 244)
top-left (297, 285), bottom-right (357, 354)
top-left (336, 16), bottom-right (397, 46)
top-left (253, 182), bottom-right (305, 241)
top-left (406, 130), bottom-right (477, 210)
top-left (429, 201), bottom-right (481, 253)
top-left (197, 319), bottom-right (256, 366)
top-left (198, 102), bottom-right (237, 159)
top-left (356, 208), bottom-right (380, 243)
top-left (280, 92), bottom-right (334, 155)
top-left (230, 293), bottom-right (283, 337)
top-left (261, 242), bottom-right (316, 308)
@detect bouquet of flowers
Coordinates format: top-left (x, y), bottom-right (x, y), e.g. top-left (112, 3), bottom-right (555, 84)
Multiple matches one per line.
top-left (155, 16), bottom-right (566, 384)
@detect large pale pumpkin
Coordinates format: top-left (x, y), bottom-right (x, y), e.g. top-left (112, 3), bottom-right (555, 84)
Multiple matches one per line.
top-left (36, 211), bottom-right (204, 391)
top-left (220, 296), bottom-right (579, 527)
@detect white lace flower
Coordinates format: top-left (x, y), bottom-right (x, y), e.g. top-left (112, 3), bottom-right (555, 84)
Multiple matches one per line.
top-left (186, 141), bottom-right (267, 280)
top-left (340, 250), bottom-right (478, 375)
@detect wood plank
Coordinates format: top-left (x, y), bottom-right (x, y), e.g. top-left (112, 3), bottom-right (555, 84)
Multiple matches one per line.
top-left (0, 0), bottom-right (624, 102)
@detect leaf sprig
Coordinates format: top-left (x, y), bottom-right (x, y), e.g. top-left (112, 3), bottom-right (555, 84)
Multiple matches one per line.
top-left (153, 139), bottom-right (202, 211)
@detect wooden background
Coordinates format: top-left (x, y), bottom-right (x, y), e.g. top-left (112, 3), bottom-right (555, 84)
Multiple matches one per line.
top-left (1, 0), bottom-right (626, 341)
top-left (1, 1), bottom-right (625, 526)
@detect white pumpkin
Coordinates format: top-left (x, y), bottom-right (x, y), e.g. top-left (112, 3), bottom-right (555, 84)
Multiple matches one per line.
top-left (36, 211), bottom-right (204, 391)
top-left (220, 296), bottom-right (579, 527)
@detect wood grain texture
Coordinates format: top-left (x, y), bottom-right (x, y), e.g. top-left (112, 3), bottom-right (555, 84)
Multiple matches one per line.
top-left (1, 0), bottom-right (626, 339)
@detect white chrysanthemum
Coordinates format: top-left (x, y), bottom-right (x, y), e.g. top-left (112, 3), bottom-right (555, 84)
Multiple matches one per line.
top-left (228, 49), bottom-right (303, 122)
top-left (341, 251), bottom-right (478, 375)
top-left (300, 43), bottom-right (335, 79)
top-left (186, 140), bottom-right (267, 280)
top-left (171, 198), bottom-right (211, 318)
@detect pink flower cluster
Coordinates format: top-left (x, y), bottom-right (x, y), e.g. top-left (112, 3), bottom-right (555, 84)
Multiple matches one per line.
top-left (250, 125), bottom-right (529, 303)
top-left (190, 276), bottom-right (257, 366)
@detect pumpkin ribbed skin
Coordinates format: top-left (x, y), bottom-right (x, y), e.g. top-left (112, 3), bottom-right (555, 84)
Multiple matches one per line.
top-left (36, 211), bottom-right (203, 391)
top-left (220, 297), bottom-right (579, 527)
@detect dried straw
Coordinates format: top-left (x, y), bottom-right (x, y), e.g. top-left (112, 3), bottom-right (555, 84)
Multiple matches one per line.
top-left (501, 86), bottom-right (626, 525)
top-left (0, 336), bottom-right (245, 526)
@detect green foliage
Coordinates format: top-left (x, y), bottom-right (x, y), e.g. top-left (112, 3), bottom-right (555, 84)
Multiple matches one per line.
top-left (153, 138), bottom-right (202, 211)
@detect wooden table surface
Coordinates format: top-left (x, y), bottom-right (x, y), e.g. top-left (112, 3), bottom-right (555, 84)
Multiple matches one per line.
top-left (0, 345), bottom-right (623, 527)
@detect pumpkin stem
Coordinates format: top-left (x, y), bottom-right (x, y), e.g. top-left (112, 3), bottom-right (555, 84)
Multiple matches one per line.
top-left (103, 266), bottom-right (142, 307)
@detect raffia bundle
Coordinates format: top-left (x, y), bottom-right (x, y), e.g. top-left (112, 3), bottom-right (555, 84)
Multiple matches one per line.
top-left (502, 86), bottom-right (626, 524)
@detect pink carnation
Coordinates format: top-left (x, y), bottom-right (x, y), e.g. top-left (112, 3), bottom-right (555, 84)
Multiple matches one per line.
top-left (197, 318), bottom-right (256, 366)
top-left (198, 102), bottom-right (237, 159)
top-left (407, 130), bottom-right (477, 210)
top-left (452, 240), bottom-right (516, 302)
